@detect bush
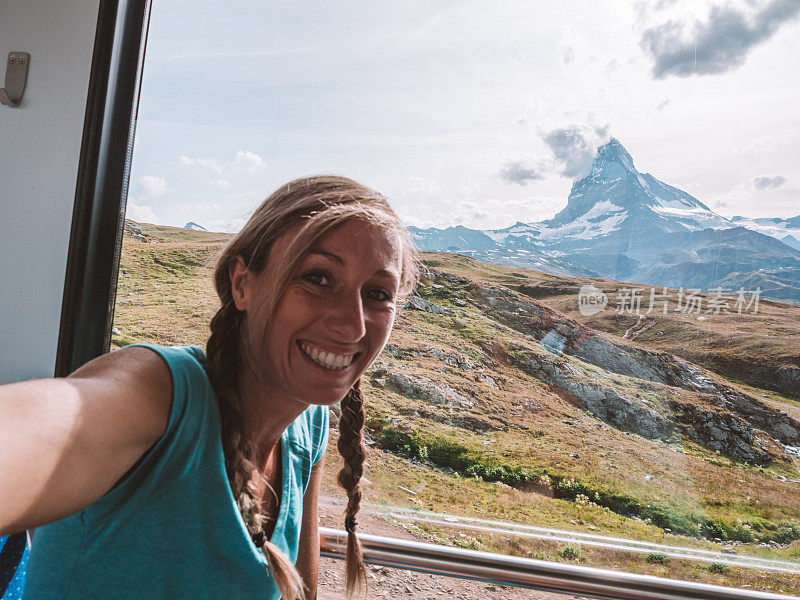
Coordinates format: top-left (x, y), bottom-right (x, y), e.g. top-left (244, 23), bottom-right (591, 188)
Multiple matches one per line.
top-left (709, 562), bottom-right (731, 575)
top-left (646, 553), bottom-right (670, 565)
top-left (559, 546), bottom-right (581, 560)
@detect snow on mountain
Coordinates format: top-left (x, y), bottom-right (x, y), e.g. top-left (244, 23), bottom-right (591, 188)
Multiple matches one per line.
top-left (730, 215), bottom-right (800, 249)
top-left (546, 138), bottom-right (731, 235)
top-left (183, 221), bottom-right (208, 231)
top-left (409, 139), bottom-right (800, 302)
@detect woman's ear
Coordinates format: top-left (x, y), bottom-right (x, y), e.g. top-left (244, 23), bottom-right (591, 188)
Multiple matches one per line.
top-left (229, 256), bottom-right (250, 312)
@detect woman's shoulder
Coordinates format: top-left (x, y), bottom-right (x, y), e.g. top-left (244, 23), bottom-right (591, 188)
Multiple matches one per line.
top-left (75, 344), bottom-right (223, 523)
top-left (68, 345), bottom-right (175, 445)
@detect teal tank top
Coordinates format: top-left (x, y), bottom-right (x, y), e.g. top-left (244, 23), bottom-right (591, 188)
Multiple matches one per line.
top-left (23, 345), bottom-right (329, 599)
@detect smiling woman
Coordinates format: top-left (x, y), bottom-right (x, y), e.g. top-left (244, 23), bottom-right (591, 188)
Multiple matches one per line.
top-left (204, 177), bottom-right (417, 598)
top-left (0, 176), bottom-right (418, 600)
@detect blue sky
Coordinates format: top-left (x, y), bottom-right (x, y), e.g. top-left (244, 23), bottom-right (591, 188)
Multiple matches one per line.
top-left (127, 0), bottom-right (800, 231)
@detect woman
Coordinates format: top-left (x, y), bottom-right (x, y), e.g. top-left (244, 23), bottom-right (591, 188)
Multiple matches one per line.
top-left (0, 176), bottom-right (418, 599)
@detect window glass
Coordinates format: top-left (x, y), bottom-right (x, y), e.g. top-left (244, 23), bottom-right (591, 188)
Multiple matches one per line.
top-left (115, 1), bottom-right (800, 594)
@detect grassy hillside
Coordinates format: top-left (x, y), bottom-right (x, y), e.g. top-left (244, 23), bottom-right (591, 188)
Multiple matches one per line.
top-left (422, 252), bottom-right (800, 400)
top-left (113, 222), bottom-right (800, 594)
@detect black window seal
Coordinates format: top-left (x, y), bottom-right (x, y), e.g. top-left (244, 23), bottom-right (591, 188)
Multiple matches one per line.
top-left (55, 0), bottom-right (152, 377)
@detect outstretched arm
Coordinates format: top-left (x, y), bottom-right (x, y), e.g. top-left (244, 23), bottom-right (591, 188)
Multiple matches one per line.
top-left (0, 346), bottom-right (171, 534)
top-left (296, 452), bottom-right (325, 600)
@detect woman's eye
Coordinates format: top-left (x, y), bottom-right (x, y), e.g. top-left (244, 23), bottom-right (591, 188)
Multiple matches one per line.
top-left (302, 271), bottom-right (330, 287)
top-left (366, 288), bottom-right (393, 303)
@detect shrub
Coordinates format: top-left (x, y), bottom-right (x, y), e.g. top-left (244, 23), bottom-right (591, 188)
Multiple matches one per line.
top-left (709, 562), bottom-right (731, 575)
top-left (646, 553), bottom-right (670, 565)
top-left (559, 546), bottom-right (581, 560)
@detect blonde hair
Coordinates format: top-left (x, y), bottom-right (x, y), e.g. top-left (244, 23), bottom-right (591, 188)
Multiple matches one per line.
top-left (206, 175), bottom-right (417, 599)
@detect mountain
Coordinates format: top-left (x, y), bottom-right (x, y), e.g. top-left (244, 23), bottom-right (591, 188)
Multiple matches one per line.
top-left (410, 139), bottom-right (800, 302)
top-left (545, 138), bottom-right (731, 233)
top-left (730, 215), bottom-right (800, 250)
top-left (184, 221), bottom-right (208, 231)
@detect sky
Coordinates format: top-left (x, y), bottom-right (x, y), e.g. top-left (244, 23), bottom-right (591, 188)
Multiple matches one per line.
top-left (126, 0), bottom-right (800, 232)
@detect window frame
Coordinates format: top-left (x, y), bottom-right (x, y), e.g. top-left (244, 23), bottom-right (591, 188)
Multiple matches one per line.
top-left (55, 0), bottom-right (152, 377)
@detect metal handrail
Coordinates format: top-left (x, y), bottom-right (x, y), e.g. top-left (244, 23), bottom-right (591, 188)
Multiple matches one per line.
top-left (320, 527), bottom-right (799, 600)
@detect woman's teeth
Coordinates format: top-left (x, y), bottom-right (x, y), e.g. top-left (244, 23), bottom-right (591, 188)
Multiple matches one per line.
top-left (300, 342), bottom-right (356, 370)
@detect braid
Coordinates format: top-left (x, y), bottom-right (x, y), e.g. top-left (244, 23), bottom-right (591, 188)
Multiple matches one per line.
top-left (337, 380), bottom-right (367, 599)
top-left (207, 301), bottom-right (306, 600)
top-left (202, 175), bottom-right (419, 599)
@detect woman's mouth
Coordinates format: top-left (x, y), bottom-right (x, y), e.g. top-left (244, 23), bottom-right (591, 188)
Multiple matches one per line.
top-left (299, 341), bottom-right (359, 371)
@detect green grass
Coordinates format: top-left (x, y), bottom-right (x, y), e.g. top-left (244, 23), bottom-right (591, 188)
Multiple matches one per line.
top-left (369, 417), bottom-right (800, 545)
top-left (114, 230), bottom-right (800, 592)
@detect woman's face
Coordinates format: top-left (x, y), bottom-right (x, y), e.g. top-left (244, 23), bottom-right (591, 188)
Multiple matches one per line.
top-left (234, 219), bottom-right (403, 410)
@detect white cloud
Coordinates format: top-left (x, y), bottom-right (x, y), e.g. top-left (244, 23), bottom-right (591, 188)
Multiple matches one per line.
top-left (713, 174), bottom-right (789, 212)
top-left (178, 203), bottom-right (222, 213)
top-left (138, 175), bottom-right (167, 197)
top-left (125, 197), bottom-right (159, 224)
top-left (234, 150), bottom-right (267, 174)
top-left (202, 217), bottom-right (248, 233)
top-left (212, 178), bottom-right (232, 189)
top-left (538, 124), bottom-right (610, 180)
top-left (180, 155), bottom-right (223, 173)
top-left (181, 151), bottom-right (266, 177)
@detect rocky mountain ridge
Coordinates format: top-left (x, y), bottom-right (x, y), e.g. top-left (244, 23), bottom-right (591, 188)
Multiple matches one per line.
top-left (411, 139), bottom-right (800, 302)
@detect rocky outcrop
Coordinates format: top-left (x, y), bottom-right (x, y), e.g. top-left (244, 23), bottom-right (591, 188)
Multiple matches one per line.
top-left (406, 294), bottom-right (453, 316)
top-left (467, 278), bottom-right (800, 448)
top-left (381, 372), bottom-right (473, 408)
top-left (123, 220), bottom-right (163, 243)
top-left (516, 351), bottom-right (674, 442)
top-left (680, 405), bottom-right (769, 465)
top-left (778, 366), bottom-right (800, 394)
top-left (426, 347), bottom-right (477, 371)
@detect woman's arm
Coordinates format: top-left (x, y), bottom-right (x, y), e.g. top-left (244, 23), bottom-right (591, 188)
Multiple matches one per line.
top-left (0, 346), bottom-right (171, 534)
top-left (296, 451), bottom-right (325, 600)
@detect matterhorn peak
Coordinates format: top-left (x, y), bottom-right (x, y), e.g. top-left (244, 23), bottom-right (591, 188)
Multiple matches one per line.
top-left (588, 138), bottom-right (637, 181)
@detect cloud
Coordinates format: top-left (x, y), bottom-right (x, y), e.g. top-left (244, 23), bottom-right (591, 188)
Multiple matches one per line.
top-left (202, 217), bottom-right (248, 233)
top-left (181, 151), bottom-right (266, 176)
top-left (753, 174), bottom-right (787, 190)
top-left (497, 119), bottom-right (610, 185)
top-left (125, 198), bottom-right (159, 224)
top-left (543, 125), bottom-right (609, 179)
top-left (498, 159), bottom-right (546, 185)
top-left (212, 179), bottom-right (232, 189)
top-left (748, 126), bottom-right (800, 151)
top-left (178, 203), bottom-right (222, 213)
top-left (559, 44), bottom-right (575, 67)
top-left (714, 173), bottom-right (789, 211)
top-left (710, 197), bottom-right (730, 209)
top-left (180, 155), bottom-right (223, 173)
top-left (138, 175), bottom-right (167, 197)
top-left (406, 176), bottom-right (442, 199)
top-left (234, 150), bottom-right (267, 174)
top-left (641, 0), bottom-right (800, 78)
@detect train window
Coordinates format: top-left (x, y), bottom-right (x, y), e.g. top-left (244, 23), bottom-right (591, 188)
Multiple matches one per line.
top-left (112, 1), bottom-right (800, 596)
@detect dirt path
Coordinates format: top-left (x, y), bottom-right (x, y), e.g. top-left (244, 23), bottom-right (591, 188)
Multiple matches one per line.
top-left (317, 493), bottom-right (587, 600)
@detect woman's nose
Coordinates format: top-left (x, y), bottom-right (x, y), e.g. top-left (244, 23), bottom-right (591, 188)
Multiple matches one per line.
top-left (326, 291), bottom-right (366, 342)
